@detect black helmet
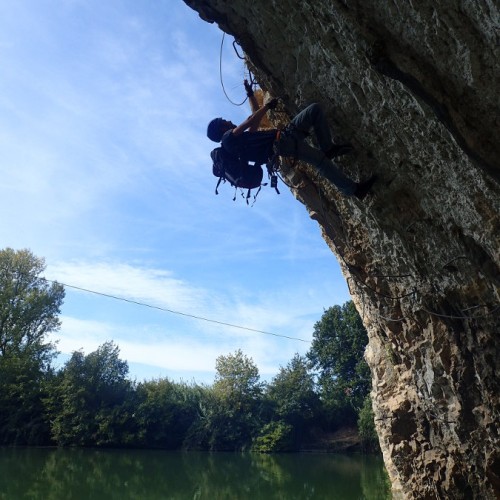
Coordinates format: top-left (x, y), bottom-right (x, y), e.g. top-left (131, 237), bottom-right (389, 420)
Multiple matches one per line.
top-left (207, 117), bottom-right (225, 142)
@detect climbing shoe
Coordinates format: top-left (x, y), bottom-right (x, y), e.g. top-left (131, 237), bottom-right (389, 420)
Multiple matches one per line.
top-left (326, 143), bottom-right (354, 159)
top-left (354, 175), bottom-right (378, 200)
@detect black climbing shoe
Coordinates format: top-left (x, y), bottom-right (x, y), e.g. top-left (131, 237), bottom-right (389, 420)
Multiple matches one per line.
top-left (354, 175), bottom-right (378, 200)
top-left (326, 143), bottom-right (354, 159)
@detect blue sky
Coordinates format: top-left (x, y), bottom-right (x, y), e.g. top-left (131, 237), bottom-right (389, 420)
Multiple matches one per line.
top-left (0, 0), bottom-right (350, 383)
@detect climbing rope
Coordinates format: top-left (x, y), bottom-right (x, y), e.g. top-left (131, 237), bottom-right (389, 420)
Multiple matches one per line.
top-left (219, 32), bottom-right (248, 106)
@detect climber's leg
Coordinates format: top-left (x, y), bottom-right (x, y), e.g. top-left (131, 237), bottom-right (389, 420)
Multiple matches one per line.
top-left (289, 103), bottom-right (333, 151)
top-left (289, 103), bottom-right (353, 157)
top-left (278, 134), bottom-right (357, 196)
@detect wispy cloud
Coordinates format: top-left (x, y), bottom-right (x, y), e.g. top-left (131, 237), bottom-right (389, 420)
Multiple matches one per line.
top-left (47, 261), bottom-right (206, 313)
top-left (45, 259), bottom-right (329, 380)
top-left (49, 315), bottom-right (297, 382)
top-left (46, 259), bottom-right (324, 337)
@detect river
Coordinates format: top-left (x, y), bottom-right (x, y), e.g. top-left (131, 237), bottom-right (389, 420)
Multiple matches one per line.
top-left (0, 448), bottom-right (390, 499)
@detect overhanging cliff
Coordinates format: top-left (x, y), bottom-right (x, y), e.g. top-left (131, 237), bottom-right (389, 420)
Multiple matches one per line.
top-left (184, 1), bottom-right (500, 498)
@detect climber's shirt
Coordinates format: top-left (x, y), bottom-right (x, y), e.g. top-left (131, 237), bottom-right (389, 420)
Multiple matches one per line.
top-left (221, 129), bottom-right (277, 164)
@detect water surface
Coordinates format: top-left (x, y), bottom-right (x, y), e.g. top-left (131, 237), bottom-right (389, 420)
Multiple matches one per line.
top-left (0, 448), bottom-right (390, 499)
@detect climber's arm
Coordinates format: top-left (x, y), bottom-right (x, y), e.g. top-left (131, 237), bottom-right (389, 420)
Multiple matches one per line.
top-left (232, 104), bottom-right (271, 136)
top-left (248, 94), bottom-right (259, 113)
top-left (232, 98), bottom-right (277, 136)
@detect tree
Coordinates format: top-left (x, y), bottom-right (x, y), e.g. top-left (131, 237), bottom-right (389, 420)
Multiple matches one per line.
top-left (252, 420), bottom-right (294, 453)
top-left (266, 354), bottom-right (319, 446)
top-left (307, 301), bottom-right (371, 426)
top-left (0, 248), bottom-right (64, 444)
top-left (0, 248), bottom-right (64, 359)
top-left (358, 394), bottom-right (380, 452)
top-left (135, 378), bottom-right (198, 448)
top-left (213, 349), bottom-right (263, 402)
top-left (188, 350), bottom-right (264, 450)
top-left (47, 341), bottom-right (135, 446)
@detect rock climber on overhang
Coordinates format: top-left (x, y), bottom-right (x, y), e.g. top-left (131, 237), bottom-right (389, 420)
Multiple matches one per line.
top-left (207, 81), bottom-right (377, 200)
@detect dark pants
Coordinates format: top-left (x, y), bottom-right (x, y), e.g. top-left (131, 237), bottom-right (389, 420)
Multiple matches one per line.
top-left (277, 103), bottom-right (356, 195)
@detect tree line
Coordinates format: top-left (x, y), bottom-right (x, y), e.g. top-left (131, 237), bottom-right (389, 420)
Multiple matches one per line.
top-left (0, 248), bottom-right (379, 452)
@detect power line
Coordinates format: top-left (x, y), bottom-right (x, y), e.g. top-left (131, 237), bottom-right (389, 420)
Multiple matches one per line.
top-left (48, 279), bottom-right (310, 343)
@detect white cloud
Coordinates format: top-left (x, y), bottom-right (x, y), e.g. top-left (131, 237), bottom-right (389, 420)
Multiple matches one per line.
top-left (47, 260), bottom-right (206, 313)
top-left (51, 314), bottom-right (307, 382)
top-left (50, 316), bottom-right (219, 373)
top-left (45, 259), bottom-right (325, 380)
top-left (46, 259), bottom-right (316, 338)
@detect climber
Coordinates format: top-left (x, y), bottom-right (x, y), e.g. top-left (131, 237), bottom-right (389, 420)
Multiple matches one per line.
top-left (207, 83), bottom-right (377, 199)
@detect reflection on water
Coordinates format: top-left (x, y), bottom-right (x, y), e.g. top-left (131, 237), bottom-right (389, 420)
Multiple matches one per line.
top-left (0, 448), bottom-right (390, 499)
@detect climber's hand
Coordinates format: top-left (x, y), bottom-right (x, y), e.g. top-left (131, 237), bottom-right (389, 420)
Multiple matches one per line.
top-left (244, 79), bottom-right (254, 97)
top-left (266, 98), bottom-right (278, 110)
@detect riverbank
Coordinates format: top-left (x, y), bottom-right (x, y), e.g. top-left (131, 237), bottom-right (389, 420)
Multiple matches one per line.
top-left (300, 426), bottom-right (365, 453)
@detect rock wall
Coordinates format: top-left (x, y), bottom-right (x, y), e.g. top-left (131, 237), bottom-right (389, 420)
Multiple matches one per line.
top-left (184, 1), bottom-right (500, 498)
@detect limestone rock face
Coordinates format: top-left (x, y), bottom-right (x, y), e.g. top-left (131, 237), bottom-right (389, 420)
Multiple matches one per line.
top-left (184, 1), bottom-right (500, 498)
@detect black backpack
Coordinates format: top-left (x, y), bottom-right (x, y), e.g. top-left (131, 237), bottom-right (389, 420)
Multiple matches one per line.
top-left (211, 147), bottom-right (264, 202)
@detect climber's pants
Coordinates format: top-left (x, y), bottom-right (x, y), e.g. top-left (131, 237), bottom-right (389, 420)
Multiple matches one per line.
top-left (277, 103), bottom-right (356, 195)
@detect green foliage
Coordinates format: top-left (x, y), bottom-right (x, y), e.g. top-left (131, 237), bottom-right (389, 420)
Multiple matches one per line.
top-left (0, 355), bottom-right (55, 445)
top-left (186, 350), bottom-right (265, 451)
top-left (307, 301), bottom-right (371, 426)
top-left (182, 384), bottom-right (219, 450)
top-left (266, 354), bottom-right (319, 446)
top-left (47, 342), bottom-right (135, 446)
top-left (252, 420), bottom-right (293, 452)
top-left (0, 248), bottom-right (64, 359)
top-left (213, 349), bottom-right (263, 402)
top-left (358, 395), bottom-right (380, 452)
top-left (0, 248), bottom-right (63, 445)
top-left (135, 378), bottom-right (198, 448)
top-left (0, 251), bottom-right (379, 455)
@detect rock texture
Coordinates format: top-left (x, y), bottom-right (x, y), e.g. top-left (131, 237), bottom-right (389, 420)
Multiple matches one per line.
top-left (184, 1), bottom-right (500, 498)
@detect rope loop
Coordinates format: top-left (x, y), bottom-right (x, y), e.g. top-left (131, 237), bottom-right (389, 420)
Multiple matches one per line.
top-left (219, 32), bottom-right (254, 106)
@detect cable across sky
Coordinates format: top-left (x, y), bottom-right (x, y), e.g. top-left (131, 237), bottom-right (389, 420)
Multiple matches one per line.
top-left (49, 279), bottom-right (311, 343)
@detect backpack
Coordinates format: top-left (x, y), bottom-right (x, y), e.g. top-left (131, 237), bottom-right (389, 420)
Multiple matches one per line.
top-left (211, 147), bottom-right (264, 202)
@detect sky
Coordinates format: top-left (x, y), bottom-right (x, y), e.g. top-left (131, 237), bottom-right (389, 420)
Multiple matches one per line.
top-left (0, 0), bottom-right (351, 384)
